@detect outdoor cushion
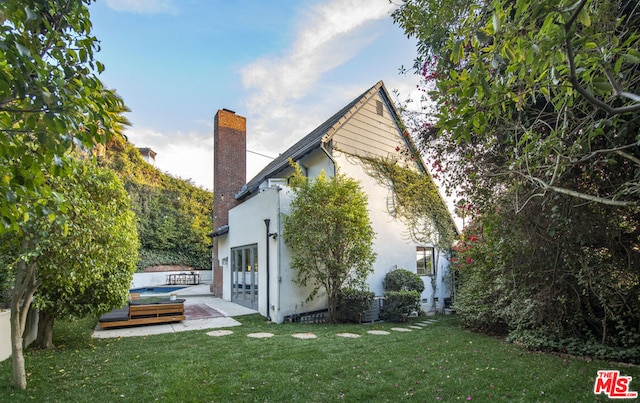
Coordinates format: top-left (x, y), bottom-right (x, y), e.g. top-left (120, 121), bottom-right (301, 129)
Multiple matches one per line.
top-left (98, 307), bottom-right (129, 323)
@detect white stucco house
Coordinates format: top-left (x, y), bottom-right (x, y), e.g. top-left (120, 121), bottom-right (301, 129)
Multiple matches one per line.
top-left (211, 81), bottom-right (457, 323)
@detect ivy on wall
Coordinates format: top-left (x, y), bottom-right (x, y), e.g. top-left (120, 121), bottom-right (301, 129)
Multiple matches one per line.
top-left (356, 154), bottom-right (456, 250)
top-left (101, 138), bottom-right (213, 270)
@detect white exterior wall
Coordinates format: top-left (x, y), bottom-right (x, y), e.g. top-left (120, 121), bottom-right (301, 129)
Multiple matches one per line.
top-left (329, 89), bottom-right (452, 310)
top-left (131, 271), bottom-right (212, 288)
top-left (220, 86), bottom-right (452, 321)
top-left (222, 180), bottom-right (332, 322)
top-left (334, 151), bottom-right (451, 310)
top-left (221, 187), bottom-right (277, 318)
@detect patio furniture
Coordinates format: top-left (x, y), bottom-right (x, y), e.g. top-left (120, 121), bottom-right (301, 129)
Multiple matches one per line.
top-left (165, 272), bottom-right (200, 285)
top-left (98, 298), bottom-right (186, 329)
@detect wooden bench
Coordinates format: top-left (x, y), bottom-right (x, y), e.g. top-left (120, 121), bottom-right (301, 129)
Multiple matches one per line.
top-left (99, 299), bottom-right (185, 329)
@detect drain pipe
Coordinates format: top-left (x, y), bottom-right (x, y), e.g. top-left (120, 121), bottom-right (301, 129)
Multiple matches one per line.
top-left (264, 219), bottom-right (276, 321)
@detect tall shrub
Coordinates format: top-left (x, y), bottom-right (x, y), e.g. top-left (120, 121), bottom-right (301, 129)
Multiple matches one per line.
top-left (283, 162), bottom-right (376, 323)
top-left (454, 204), bottom-right (640, 363)
top-left (102, 142), bottom-right (213, 270)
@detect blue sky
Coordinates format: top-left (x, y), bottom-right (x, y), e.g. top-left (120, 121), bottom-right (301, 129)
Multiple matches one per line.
top-left (89, 0), bottom-right (421, 190)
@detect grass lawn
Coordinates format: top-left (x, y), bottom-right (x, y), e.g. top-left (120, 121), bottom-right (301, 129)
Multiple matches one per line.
top-left (1, 314), bottom-right (638, 402)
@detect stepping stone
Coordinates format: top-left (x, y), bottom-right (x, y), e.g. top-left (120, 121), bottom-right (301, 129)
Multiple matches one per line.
top-left (247, 332), bottom-right (274, 338)
top-left (292, 332), bottom-right (317, 339)
top-left (409, 326), bottom-right (423, 330)
top-left (207, 330), bottom-right (233, 337)
top-left (391, 327), bottom-right (412, 332)
top-left (415, 323), bottom-right (429, 327)
top-left (367, 330), bottom-right (390, 335)
top-left (336, 333), bottom-right (361, 339)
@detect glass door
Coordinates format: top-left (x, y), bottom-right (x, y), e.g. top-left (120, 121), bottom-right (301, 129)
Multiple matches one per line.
top-left (231, 244), bottom-right (258, 309)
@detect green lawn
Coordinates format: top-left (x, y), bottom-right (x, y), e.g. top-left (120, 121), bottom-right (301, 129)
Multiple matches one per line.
top-left (1, 314), bottom-right (638, 402)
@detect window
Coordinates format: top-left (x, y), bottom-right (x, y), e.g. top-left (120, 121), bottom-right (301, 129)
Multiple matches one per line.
top-left (416, 246), bottom-right (434, 276)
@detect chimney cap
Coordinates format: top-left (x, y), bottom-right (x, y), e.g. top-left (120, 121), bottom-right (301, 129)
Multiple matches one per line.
top-left (222, 108), bottom-right (236, 114)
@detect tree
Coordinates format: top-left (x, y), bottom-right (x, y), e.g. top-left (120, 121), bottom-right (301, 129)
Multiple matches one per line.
top-left (393, 0), bottom-right (640, 210)
top-left (101, 141), bottom-right (214, 270)
top-left (0, 0), bottom-right (127, 389)
top-left (392, 0), bottom-right (640, 360)
top-left (30, 160), bottom-right (138, 349)
top-left (283, 162), bottom-right (376, 323)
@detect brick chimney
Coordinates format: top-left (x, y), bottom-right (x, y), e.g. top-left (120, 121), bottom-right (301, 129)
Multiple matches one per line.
top-left (211, 108), bottom-right (246, 296)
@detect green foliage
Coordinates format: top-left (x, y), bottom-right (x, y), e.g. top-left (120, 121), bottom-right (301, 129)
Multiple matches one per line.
top-left (383, 268), bottom-right (425, 293)
top-left (283, 161), bottom-right (376, 323)
top-left (393, 0), bottom-right (640, 363)
top-left (0, 268), bottom-right (9, 309)
top-left (358, 155), bottom-right (455, 249)
top-left (33, 159), bottom-right (139, 320)
top-left (453, 204), bottom-right (640, 363)
top-left (507, 330), bottom-right (640, 365)
top-left (336, 287), bottom-right (374, 323)
top-left (381, 290), bottom-right (421, 323)
top-left (101, 142), bottom-right (213, 270)
top-left (0, 0), bottom-right (129, 388)
top-left (381, 269), bottom-right (423, 323)
top-left (0, 0), bottom-right (129, 237)
top-left (393, 0), bottom-right (640, 209)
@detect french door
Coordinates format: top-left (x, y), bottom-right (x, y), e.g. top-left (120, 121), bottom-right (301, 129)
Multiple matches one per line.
top-left (231, 244), bottom-right (258, 309)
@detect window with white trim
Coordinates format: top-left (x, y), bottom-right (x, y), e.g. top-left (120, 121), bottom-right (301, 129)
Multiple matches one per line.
top-left (416, 246), bottom-right (434, 276)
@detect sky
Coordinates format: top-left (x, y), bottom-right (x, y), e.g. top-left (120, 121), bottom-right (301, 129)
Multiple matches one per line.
top-left (89, 0), bottom-right (423, 191)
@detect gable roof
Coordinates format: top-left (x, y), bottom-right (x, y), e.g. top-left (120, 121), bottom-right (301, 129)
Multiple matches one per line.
top-left (236, 81), bottom-right (408, 199)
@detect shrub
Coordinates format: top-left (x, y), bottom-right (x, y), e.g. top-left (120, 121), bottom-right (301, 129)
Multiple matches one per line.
top-left (381, 290), bottom-right (421, 322)
top-left (336, 288), bottom-right (375, 323)
top-left (383, 269), bottom-right (425, 293)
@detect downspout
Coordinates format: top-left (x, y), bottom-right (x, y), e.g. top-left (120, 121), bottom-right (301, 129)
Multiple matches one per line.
top-left (264, 219), bottom-right (272, 321)
top-left (276, 187), bottom-right (282, 318)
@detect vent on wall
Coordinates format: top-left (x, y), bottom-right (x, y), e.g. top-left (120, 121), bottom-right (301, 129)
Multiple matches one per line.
top-left (376, 100), bottom-right (383, 116)
top-left (268, 178), bottom-right (287, 188)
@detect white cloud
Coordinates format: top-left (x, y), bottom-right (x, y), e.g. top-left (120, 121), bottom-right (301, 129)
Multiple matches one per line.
top-left (105, 0), bottom-right (179, 15)
top-left (240, 0), bottom-right (397, 157)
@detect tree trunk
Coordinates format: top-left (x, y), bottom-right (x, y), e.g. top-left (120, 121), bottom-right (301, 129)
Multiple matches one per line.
top-left (327, 289), bottom-right (338, 323)
top-left (10, 240), bottom-right (40, 390)
top-left (9, 306), bottom-right (26, 390)
top-left (34, 310), bottom-right (55, 349)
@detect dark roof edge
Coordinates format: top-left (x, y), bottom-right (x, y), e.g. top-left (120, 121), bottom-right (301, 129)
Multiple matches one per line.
top-left (235, 81), bottom-right (385, 200)
top-left (210, 225), bottom-right (229, 237)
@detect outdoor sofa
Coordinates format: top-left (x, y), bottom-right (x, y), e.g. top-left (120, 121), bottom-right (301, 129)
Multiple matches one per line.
top-left (98, 298), bottom-right (186, 329)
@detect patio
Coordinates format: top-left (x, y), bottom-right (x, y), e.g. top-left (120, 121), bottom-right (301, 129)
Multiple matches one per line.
top-left (92, 284), bottom-right (256, 339)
